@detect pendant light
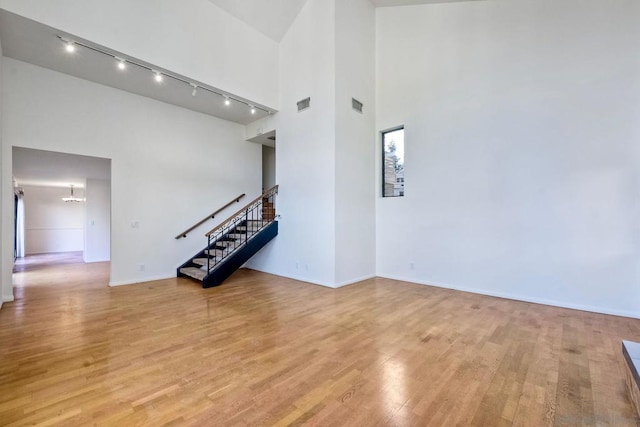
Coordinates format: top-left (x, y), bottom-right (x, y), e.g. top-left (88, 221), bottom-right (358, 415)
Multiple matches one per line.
top-left (62, 185), bottom-right (84, 202)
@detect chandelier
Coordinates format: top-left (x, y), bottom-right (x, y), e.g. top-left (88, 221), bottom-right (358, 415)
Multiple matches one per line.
top-left (62, 185), bottom-right (84, 202)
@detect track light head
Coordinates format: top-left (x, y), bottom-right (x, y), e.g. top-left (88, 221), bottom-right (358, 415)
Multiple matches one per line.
top-left (55, 36), bottom-right (269, 121)
top-left (61, 38), bottom-right (76, 53)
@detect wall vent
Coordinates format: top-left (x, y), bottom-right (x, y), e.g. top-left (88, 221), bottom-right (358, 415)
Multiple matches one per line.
top-left (297, 97), bottom-right (311, 112)
top-left (352, 98), bottom-right (363, 113)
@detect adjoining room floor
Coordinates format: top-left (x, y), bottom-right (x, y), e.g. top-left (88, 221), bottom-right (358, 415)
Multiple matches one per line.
top-left (1, 263), bottom-right (639, 425)
top-left (13, 251), bottom-right (85, 273)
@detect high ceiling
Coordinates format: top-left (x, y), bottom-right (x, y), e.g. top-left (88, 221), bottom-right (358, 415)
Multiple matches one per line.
top-left (0, 10), bottom-right (273, 126)
top-left (206, 0), bottom-right (309, 42)
top-left (207, 0), bottom-right (484, 42)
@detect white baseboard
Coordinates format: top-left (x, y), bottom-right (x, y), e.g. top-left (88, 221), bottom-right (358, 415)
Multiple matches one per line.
top-left (334, 274), bottom-right (376, 288)
top-left (272, 272), bottom-right (336, 288)
top-left (109, 274), bottom-right (174, 287)
top-left (378, 273), bottom-right (640, 320)
top-left (2, 294), bottom-right (14, 303)
top-left (247, 267), bottom-right (375, 289)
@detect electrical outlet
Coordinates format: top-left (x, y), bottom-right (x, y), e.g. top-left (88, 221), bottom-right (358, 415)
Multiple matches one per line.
top-left (139, 264), bottom-right (145, 271)
top-left (410, 262), bottom-right (414, 270)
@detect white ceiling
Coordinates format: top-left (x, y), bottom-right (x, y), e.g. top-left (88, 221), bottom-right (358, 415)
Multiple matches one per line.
top-left (13, 147), bottom-right (111, 189)
top-left (247, 130), bottom-right (276, 148)
top-left (0, 10), bottom-right (273, 126)
top-left (207, 0), bottom-right (485, 42)
top-left (370, 0), bottom-right (485, 6)
top-left (207, 0), bottom-right (309, 42)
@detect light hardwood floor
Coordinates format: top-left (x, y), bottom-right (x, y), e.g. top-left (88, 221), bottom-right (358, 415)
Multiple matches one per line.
top-left (1, 256), bottom-right (640, 426)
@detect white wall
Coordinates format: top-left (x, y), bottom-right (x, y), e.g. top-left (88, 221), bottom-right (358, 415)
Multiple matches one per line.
top-left (262, 146), bottom-right (275, 191)
top-left (247, 0), bottom-right (337, 286)
top-left (2, 58), bottom-right (261, 286)
top-left (249, 0), bottom-right (376, 288)
top-left (84, 178), bottom-right (110, 263)
top-left (0, 0), bottom-right (279, 108)
top-left (376, 0), bottom-right (640, 317)
top-left (23, 185), bottom-right (84, 254)
top-left (334, 0), bottom-right (376, 286)
top-left (246, 115), bottom-right (276, 141)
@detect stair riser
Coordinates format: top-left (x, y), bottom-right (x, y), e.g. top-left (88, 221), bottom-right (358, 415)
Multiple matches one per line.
top-left (205, 249), bottom-right (227, 257)
top-left (236, 227), bottom-right (261, 232)
top-left (212, 241), bottom-right (236, 248)
top-left (192, 258), bottom-right (217, 267)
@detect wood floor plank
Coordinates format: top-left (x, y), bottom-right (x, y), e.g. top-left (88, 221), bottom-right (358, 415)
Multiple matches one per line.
top-left (1, 254), bottom-right (640, 425)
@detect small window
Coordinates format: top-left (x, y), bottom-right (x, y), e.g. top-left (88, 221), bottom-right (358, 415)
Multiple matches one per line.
top-left (382, 127), bottom-right (405, 197)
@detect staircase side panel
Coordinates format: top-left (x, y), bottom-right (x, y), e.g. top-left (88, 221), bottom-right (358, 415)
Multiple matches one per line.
top-left (203, 221), bottom-right (278, 288)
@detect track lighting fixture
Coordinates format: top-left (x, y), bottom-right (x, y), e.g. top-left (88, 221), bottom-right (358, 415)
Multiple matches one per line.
top-left (56, 34), bottom-right (271, 116)
top-left (61, 38), bottom-right (75, 53)
top-left (115, 57), bottom-right (126, 70)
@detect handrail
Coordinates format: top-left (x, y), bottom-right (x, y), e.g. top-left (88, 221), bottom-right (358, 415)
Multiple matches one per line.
top-left (205, 185), bottom-right (279, 237)
top-left (175, 193), bottom-right (246, 239)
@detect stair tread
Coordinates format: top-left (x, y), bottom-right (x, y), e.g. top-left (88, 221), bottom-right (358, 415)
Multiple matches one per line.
top-left (180, 267), bottom-right (206, 281)
top-left (192, 258), bottom-right (215, 266)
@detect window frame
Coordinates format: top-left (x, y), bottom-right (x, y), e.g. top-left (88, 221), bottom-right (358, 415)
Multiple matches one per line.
top-left (381, 125), bottom-right (405, 198)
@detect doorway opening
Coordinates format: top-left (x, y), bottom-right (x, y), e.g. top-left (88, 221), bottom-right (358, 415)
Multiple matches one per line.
top-left (12, 147), bottom-right (112, 281)
top-left (262, 144), bottom-right (276, 192)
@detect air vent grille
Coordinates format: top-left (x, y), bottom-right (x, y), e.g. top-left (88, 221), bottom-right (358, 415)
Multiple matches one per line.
top-left (297, 97), bottom-right (311, 112)
top-left (352, 98), bottom-right (363, 113)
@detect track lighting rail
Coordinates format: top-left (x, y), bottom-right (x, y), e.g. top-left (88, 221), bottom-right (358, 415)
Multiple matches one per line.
top-left (56, 35), bottom-right (272, 115)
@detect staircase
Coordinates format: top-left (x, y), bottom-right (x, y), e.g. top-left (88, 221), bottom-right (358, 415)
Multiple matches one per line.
top-left (177, 185), bottom-right (278, 288)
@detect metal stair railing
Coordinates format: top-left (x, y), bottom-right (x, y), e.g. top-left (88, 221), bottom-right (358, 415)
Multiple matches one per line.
top-left (204, 185), bottom-right (278, 273)
top-left (175, 193), bottom-right (245, 239)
